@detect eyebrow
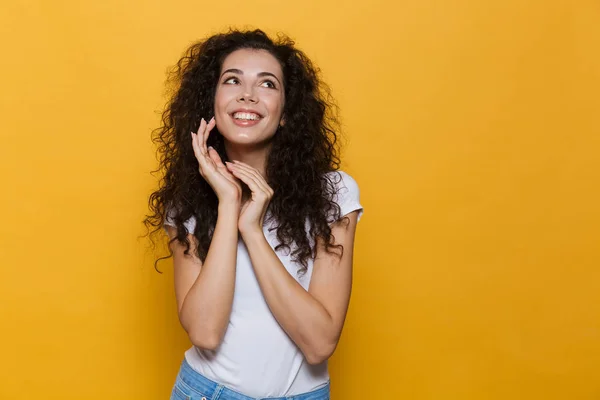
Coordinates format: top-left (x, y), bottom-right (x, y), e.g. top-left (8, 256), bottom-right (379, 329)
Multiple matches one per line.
top-left (220, 68), bottom-right (282, 86)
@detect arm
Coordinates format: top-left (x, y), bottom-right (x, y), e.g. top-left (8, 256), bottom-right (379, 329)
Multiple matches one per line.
top-left (166, 116), bottom-right (243, 350)
top-left (241, 210), bottom-right (359, 365)
top-left (165, 201), bottom-right (240, 350)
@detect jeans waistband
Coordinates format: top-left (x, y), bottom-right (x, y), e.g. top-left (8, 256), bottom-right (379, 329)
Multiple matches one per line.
top-left (176, 357), bottom-right (330, 400)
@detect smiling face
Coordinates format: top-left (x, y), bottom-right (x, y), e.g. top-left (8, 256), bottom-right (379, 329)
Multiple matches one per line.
top-left (214, 48), bottom-right (285, 148)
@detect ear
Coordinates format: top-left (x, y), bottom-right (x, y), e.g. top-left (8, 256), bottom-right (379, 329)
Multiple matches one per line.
top-left (279, 117), bottom-right (286, 127)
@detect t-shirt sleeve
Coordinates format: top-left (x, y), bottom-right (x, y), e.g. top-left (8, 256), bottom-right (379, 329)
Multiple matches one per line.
top-left (163, 206), bottom-right (197, 234)
top-left (330, 171), bottom-right (364, 223)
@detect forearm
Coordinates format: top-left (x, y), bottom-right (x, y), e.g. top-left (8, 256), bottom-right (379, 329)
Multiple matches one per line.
top-left (241, 230), bottom-right (336, 363)
top-left (180, 202), bottom-right (239, 348)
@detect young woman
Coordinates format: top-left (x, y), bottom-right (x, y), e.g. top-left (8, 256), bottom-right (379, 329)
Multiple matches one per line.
top-left (146, 28), bottom-right (364, 400)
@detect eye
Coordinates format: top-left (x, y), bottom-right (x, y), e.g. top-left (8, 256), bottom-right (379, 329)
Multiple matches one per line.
top-left (223, 76), bottom-right (239, 84)
top-left (261, 80), bottom-right (276, 89)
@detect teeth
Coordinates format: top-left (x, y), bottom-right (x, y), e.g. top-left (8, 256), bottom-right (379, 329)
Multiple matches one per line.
top-left (233, 112), bottom-right (261, 121)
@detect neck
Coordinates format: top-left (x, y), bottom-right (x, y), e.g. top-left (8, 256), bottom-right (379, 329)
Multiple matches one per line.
top-left (224, 141), bottom-right (271, 177)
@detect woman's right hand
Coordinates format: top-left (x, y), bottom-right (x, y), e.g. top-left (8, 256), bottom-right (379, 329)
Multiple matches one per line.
top-left (191, 117), bottom-right (242, 205)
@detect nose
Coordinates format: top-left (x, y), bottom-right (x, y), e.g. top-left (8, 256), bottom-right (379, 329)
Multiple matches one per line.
top-left (237, 87), bottom-right (258, 104)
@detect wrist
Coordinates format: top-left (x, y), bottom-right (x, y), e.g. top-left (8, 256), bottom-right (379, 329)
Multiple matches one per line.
top-left (239, 226), bottom-right (264, 240)
top-left (218, 201), bottom-right (240, 219)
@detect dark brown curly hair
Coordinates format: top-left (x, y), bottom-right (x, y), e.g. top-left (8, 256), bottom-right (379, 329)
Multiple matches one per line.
top-left (143, 28), bottom-right (347, 275)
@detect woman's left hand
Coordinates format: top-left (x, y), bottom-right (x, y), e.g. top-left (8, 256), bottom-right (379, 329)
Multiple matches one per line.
top-left (225, 161), bottom-right (274, 235)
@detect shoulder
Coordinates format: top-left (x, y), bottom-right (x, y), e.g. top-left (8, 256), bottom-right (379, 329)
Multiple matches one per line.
top-left (163, 205), bottom-right (197, 234)
top-left (324, 170), bottom-right (360, 193)
top-left (324, 170), bottom-right (364, 222)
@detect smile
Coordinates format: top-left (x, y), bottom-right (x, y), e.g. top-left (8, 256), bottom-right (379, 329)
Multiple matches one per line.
top-left (233, 112), bottom-right (262, 121)
top-left (230, 111), bottom-right (263, 127)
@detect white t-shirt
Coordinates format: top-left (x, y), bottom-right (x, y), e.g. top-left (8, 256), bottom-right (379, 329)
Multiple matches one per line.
top-left (164, 170), bottom-right (364, 397)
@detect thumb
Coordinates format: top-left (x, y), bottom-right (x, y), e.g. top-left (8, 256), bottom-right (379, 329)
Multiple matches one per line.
top-left (208, 147), bottom-right (226, 169)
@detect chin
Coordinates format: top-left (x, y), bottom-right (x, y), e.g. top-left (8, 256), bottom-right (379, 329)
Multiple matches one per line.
top-left (220, 128), bottom-right (277, 147)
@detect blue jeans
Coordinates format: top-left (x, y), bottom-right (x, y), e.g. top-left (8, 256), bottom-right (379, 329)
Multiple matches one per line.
top-left (170, 358), bottom-right (330, 400)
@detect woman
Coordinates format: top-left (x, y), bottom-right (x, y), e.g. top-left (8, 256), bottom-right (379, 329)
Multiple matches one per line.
top-left (146, 28), bottom-right (364, 400)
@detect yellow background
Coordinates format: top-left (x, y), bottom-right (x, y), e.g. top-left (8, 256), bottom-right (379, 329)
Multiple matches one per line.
top-left (1, 0), bottom-right (599, 398)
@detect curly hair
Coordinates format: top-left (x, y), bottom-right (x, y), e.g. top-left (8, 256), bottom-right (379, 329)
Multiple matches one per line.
top-left (143, 28), bottom-right (347, 275)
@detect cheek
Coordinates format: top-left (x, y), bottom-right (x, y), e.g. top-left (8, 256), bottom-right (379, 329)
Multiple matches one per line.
top-left (214, 87), bottom-right (233, 108)
top-left (266, 96), bottom-right (285, 118)
top-left (213, 95), bottom-right (228, 125)
top-left (214, 90), bottom-right (225, 109)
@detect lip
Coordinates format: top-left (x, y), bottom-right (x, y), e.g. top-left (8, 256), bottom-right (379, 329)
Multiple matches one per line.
top-left (229, 108), bottom-right (264, 128)
top-left (230, 108), bottom-right (264, 118)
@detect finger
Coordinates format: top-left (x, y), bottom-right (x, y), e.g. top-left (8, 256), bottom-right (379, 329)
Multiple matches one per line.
top-left (204, 117), bottom-right (216, 154)
top-left (207, 147), bottom-right (240, 186)
top-left (192, 120), bottom-right (217, 176)
top-left (220, 168), bottom-right (242, 189)
top-left (227, 165), bottom-right (268, 197)
top-left (230, 162), bottom-right (273, 195)
top-left (197, 118), bottom-right (207, 155)
top-left (191, 132), bottom-right (204, 163)
top-left (191, 132), bottom-right (211, 174)
top-left (196, 117), bottom-right (206, 134)
top-left (216, 163), bottom-right (242, 189)
top-left (208, 147), bottom-right (226, 169)
top-left (191, 132), bottom-right (200, 158)
top-left (197, 118), bottom-right (218, 169)
top-left (231, 161), bottom-right (264, 179)
top-left (230, 166), bottom-right (272, 197)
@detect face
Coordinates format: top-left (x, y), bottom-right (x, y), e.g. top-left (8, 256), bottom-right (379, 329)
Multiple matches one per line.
top-left (214, 48), bottom-right (285, 147)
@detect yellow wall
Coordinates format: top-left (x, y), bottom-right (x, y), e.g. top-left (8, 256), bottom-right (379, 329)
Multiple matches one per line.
top-left (1, 0), bottom-right (599, 398)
